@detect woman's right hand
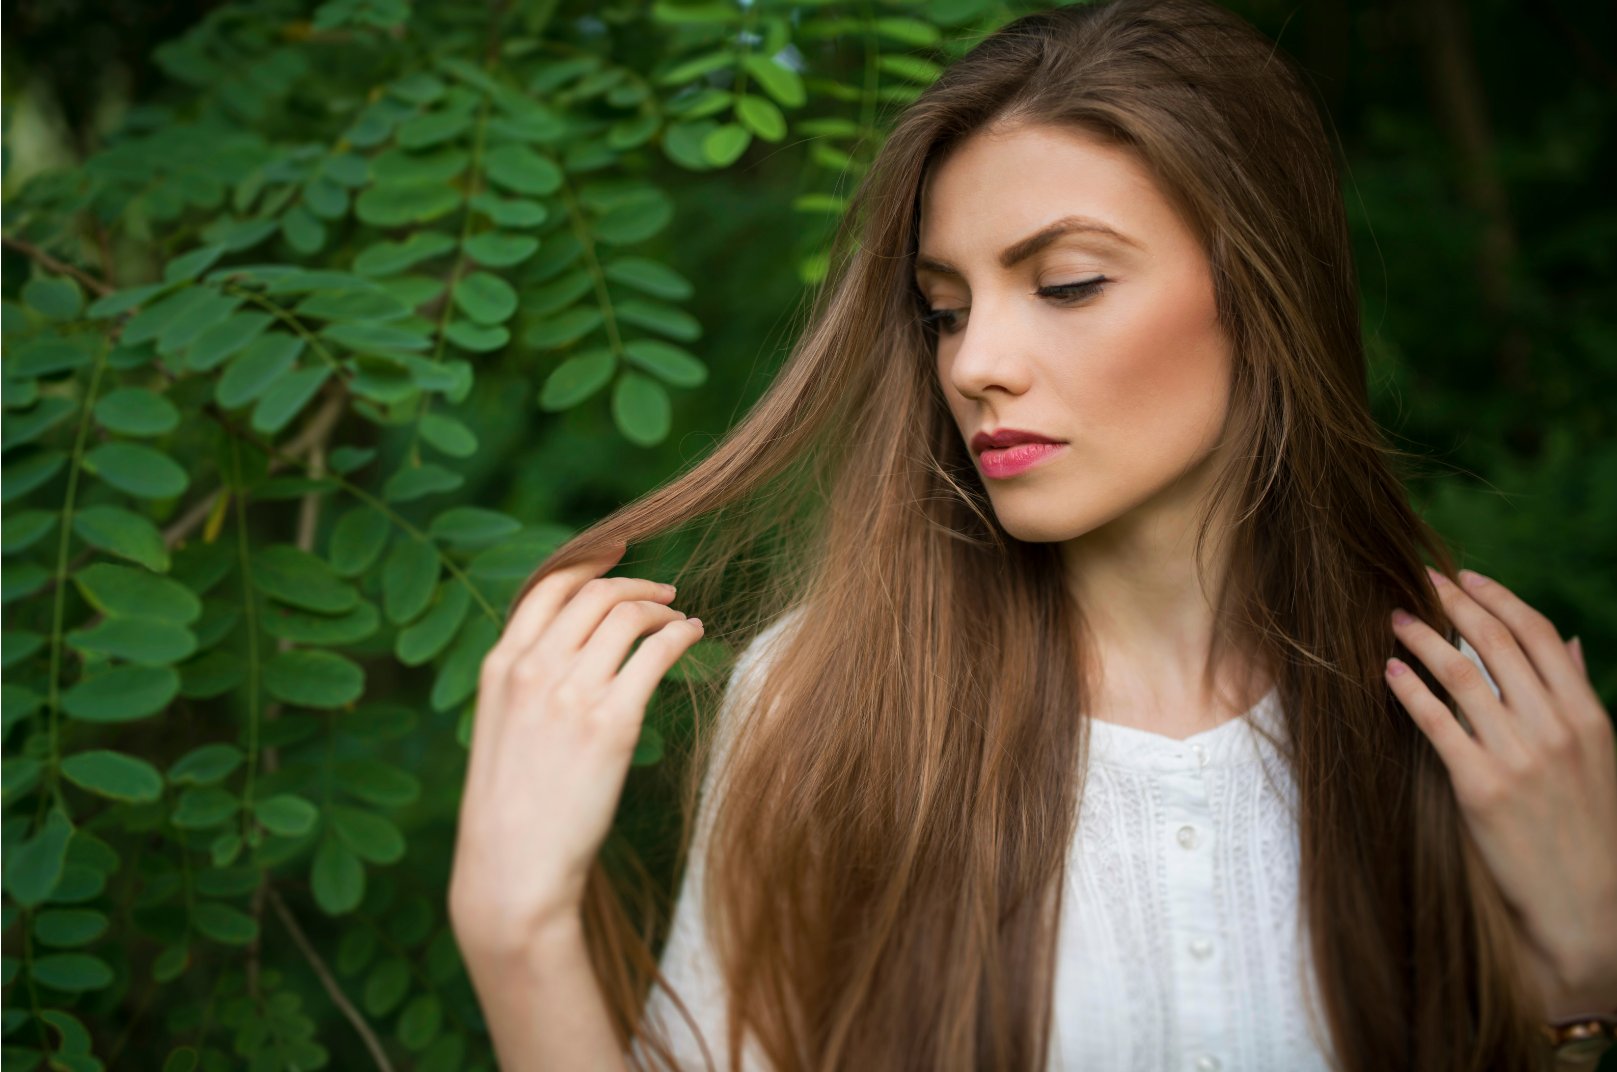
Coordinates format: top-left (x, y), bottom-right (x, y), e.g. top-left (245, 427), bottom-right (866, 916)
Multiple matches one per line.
top-left (447, 541), bottom-right (704, 965)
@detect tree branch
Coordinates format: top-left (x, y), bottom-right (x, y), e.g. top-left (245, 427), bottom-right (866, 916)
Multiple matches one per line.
top-left (267, 889), bottom-right (398, 1072)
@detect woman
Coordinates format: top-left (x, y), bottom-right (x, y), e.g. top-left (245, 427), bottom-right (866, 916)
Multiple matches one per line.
top-left (447, 1), bottom-right (1617, 1069)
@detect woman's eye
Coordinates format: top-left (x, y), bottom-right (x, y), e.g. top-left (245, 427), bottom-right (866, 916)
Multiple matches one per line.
top-left (919, 277), bottom-right (1107, 336)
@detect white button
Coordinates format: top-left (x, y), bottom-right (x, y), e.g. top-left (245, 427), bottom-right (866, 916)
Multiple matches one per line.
top-left (1189, 937), bottom-right (1214, 959)
top-left (1191, 743), bottom-right (1208, 767)
top-left (1176, 824), bottom-right (1199, 849)
top-left (1193, 1055), bottom-right (1221, 1072)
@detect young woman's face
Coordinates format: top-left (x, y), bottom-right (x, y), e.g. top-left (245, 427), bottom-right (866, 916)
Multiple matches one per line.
top-left (916, 121), bottom-right (1234, 544)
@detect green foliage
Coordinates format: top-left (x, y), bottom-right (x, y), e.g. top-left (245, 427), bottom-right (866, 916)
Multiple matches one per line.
top-left (0, 0), bottom-right (1026, 1066)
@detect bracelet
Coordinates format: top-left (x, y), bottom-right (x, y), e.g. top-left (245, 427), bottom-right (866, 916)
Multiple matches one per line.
top-left (1540, 1010), bottom-right (1617, 1061)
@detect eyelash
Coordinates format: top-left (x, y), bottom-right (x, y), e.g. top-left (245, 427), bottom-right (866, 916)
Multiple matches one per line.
top-left (918, 278), bottom-right (1108, 335)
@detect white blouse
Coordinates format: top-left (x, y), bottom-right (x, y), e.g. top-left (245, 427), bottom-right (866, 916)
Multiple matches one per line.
top-left (635, 619), bottom-right (1498, 1072)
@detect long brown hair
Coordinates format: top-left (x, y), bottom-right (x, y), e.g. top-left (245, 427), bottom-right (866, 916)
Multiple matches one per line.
top-left (510, 1), bottom-right (1549, 1068)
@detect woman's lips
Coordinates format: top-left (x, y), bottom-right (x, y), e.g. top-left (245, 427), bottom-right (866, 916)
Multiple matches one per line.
top-left (977, 441), bottom-right (1067, 479)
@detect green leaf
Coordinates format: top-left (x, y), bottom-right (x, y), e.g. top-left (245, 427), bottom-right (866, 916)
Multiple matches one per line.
top-left (363, 956), bottom-right (410, 1016)
top-left (395, 581), bottom-right (470, 665)
top-left (611, 371), bottom-right (671, 446)
top-left (3, 395), bottom-right (76, 449)
top-left (431, 615), bottom-right (500, 712)
top-left (83, 442), bottom-right (190, 499)
top-left (398, 994), bottom-right (443, 1052)
top-left (251, 365), bottom-right (332, 434)
top-left (193, 901), bottom-right (258, 945)
top-left (602, 257), bottom-right (693, 301)
top-left (383, 536), bottom-right (440, 625)
top-left (312, 835), bottom-right (365, 915)
top-left (65, 617), bottom-right (196, 665)
top-left (61, 750), bottom-right (164, 804)
top-left (264, 650), bottom-right (366, 708)
top-left (354, 232), bottom-right (458, 278)
top-left (253, 794), bottom-right (319, 837)
top-left (468, 192), bottom-right (548, 229)
top-left (538, 348), bottom-right (616, 411)
top-left (330, 507), bottom-right (390, 576)
top-left (397, 108), bottom-right (472, 149)
top-left (593, 192), bottom-right (675, 245)
top-left (170, 786), bottom-right (239, 829)
top-left (168, 743), bottom-right (244, 786)
top-left (355, 181), bottom-right (460, 227)
top-left (878, 53), bottom-right (943, 84)
top-left (616, 299), bottom-right (701, 342)
top-left (484, 144), bottom-right (563, 196)
top-left (2, 510), bottom-right (56, 554)
top-left (11, 337), bottom-right (94, 378)
top-left (418, 414), bottom-right (477, 458)
top-left (121, 286), bottom-right (213, 346)
top-left (253, 544), bottom-right (358, 613)
top-left (152, 945), bottom-right (190, 983)
top-left (33, 908), bottom-right (109, 948)
top-left (61, 665), bottom-right (179, 722)
top-left (334, 759), bottom-right (422, 807)
top-left (331, 805), bottom-right (405, 864)
top-left (74, 563), bottom-right (201, 624)
top-left (2, 449), bottom-right (67, 502)
top-left (93, 388), bottom-right (180, 437)
top-left (86, 281), bottom-right (168, 318)
top-left (293, 288), bottom-right (410, 322)
top-left (304, 175), bottom-right (350, 219)
top-left (216, 333), bottom-right (305, 409)
top-left (3, 808), bottom-right (73, 907)
top-left (523, 307), bottom-right (604, 350)
top-left (462, 231), bottom-right (538, 268)
top-left (451, 271), bottom-right (517, 325)
top-left (322, 320), bottom-right (432, 352)
top-left (383, 462), bottom-right (464, 503)
top-left (72, 506), bottom-right (169, 572)
top-left (22, 274), bottom-right (85, 320)
top-left (260, 600), bottom-right (380, 646)
top-left (157, 290), bottom-right (244, 355)
top-left (164, 245), bottom-right (228, 284)
top-left (31, 953), bottom-right (113, 993)
top-left (623, 339), bottom-right (708, 388)
top-left (185, 311), bottom-right (275, 372)
top-left (742, 54), bottom-right (805, 106)
top-left (736, 95), bottom-right (787, 141)
top-left (427, 507), bottom-right (521, 547)
top-left (702, 123), bottom-right (751, 167)
top-left (443, 320), bottom-right (509, 352)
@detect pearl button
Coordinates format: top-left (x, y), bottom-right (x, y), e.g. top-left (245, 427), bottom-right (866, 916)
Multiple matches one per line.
top-left (1191, 743), bottom-right (1208, 767)
top-left (1189, 937), bottom-right (1214, 959)
top-left (1193, 1055), bottom-right (1221, 1071)
top-left (1176, 824), bottom-right (1199, 849)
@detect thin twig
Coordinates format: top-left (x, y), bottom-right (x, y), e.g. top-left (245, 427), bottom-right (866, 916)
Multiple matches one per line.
top-left (2, 234), bottom-right (114, 295)
top-left (267, 889), bottom-right (397, 1072)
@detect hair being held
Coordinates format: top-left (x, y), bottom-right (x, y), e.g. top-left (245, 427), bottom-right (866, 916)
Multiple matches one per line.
top-left (494, 1), bottom-right (1551, 1068)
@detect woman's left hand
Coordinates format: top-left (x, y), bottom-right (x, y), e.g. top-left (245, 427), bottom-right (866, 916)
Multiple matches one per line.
top-left (1387, 566), bottom-right (1617, 1019)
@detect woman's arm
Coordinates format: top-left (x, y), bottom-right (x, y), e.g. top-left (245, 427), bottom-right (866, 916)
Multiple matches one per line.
top-left (464, 914), bottom-right (630, 1072)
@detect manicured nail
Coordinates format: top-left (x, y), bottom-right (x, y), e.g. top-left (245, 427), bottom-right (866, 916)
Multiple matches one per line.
top-left (1391, 608), bottom-right (1415, 626)
top-left (1459, 569), bottom-right (1487, 588)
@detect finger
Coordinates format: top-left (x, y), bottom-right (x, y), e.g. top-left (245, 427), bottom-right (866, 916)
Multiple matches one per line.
top-left (569, 599), bottom-right (689, 688)
top-left (1390, 605), bottom-right (1527, 762)
top-left (483, 543), bottom-right (627, 702)
top-left (1423, 566), bottom-right (1556, 735)
top-left (1569, 636), bottom-right (1585, 677)
top-left (1385, 655), bottom-right (1492, 790)
top-left (527, 575), bottom-right (678, 663)
top-left (600, 617), bottom-right (704, 727)
top-left (470, 543), bottom-right (627, 780)
top-left (1450, 568), bottom-right (1588, 716)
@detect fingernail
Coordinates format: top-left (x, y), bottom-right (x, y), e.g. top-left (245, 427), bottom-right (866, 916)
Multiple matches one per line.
top-left (1386, 657), bottom-right (1409, 676)
top-left (661, 583), bottom-right (677, 596)
top-left (1391, 608), bottom-right (1415, 626)
top-left (1425, 565), bottom-right (1450, 586)
top-left (1459, 569), bottom-right (1487, 588)
top-left (688, 618), bottom-right (703, 628)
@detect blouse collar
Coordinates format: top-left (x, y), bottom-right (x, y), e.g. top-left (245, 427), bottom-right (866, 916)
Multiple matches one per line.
top-left (1084, 684), bottom-right (1286, 772)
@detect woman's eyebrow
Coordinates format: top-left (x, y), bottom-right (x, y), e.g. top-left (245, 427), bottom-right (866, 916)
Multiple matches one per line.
top-left (914, 214), bottom-right (1140, 279)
